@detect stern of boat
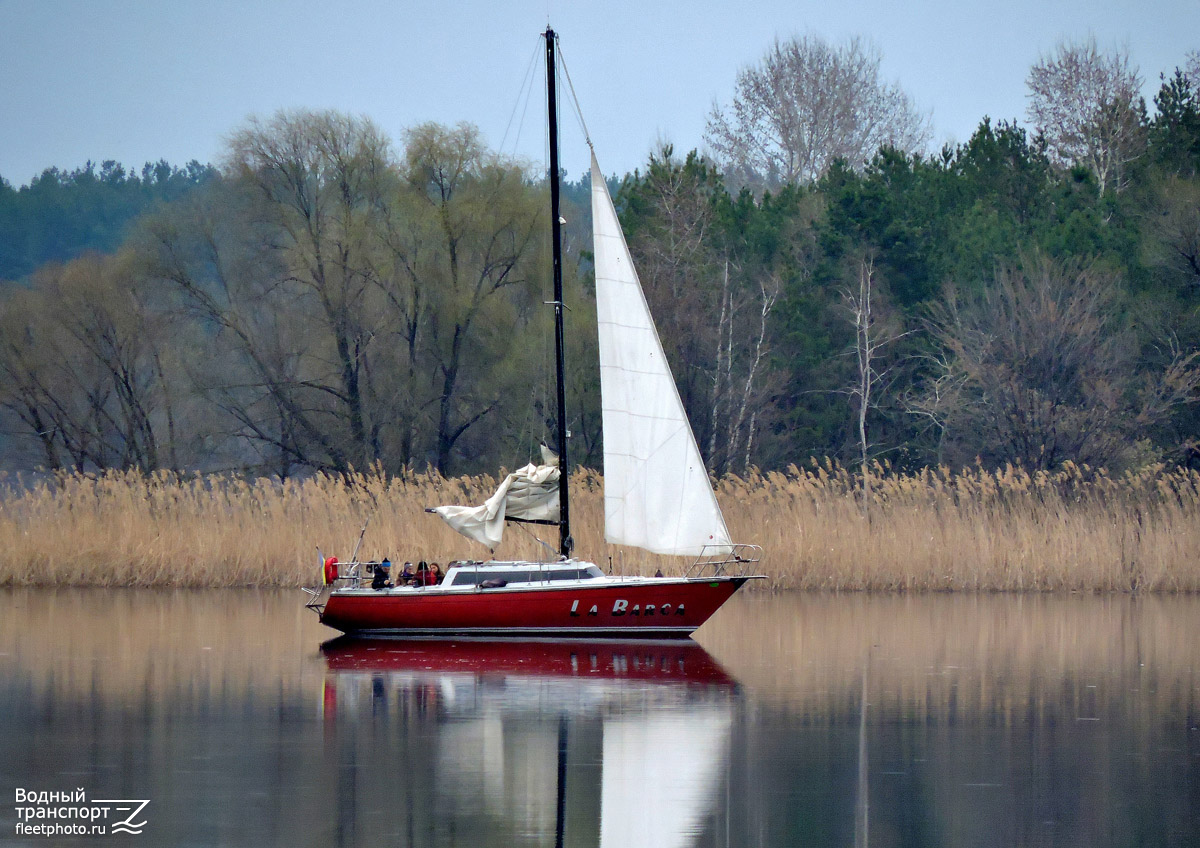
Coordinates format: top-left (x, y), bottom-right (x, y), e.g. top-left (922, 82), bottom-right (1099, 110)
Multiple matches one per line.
top-left (301, 583), bottom-right (331, 616)
top-left (303, 557), bottom-right (383, 619)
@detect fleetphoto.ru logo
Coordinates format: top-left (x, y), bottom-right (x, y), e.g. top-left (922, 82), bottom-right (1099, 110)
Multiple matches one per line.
top-left (13, 788), bottom-right (149, 837)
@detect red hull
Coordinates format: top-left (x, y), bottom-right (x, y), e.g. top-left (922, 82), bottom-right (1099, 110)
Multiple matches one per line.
top-left (319, 576), bottom-right (752, 637)
top-left (320, 636), bottom-right (736, 686)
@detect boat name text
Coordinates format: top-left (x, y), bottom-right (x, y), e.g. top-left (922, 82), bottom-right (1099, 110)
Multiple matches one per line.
top-left (569, 599), bottom-right (686, 617)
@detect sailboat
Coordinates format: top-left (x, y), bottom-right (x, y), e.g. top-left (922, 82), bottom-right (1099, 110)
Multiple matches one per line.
top-left (303, 28), bottom-right (762, 638)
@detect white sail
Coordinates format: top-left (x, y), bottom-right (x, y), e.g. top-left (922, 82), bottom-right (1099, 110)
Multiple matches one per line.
top-left (433, 463), bottom-right (559, 549)
top-left (590, 151), bottom-right (734, 557)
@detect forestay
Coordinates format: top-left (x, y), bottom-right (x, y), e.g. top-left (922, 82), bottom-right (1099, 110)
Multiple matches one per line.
top-left (590, 151), bottom-right (734, 557)
top-left (433, 463), bottom-right (560, 549)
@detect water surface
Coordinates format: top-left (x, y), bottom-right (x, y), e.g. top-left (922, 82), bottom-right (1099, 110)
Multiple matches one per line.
top-left (0, 589), bottom-right (1196, 846)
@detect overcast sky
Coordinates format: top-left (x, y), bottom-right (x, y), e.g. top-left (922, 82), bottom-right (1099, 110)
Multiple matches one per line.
top-left (1, 0), bottom-right (1196, 186)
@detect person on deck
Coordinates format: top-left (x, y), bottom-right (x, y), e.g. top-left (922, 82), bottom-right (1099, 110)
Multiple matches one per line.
top-left (371, 557), bottom-right (391, 590)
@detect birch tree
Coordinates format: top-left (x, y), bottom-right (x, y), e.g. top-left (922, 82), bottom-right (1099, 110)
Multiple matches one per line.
top-left (840, 257), bottom-right (907, 514)
top-left (705, 35), bottom-right (931, 192)
top-left (1186, 50), bottom-right (1200, 90)
top-left (1026, 37), bottom-right (1146, 194)
top-left (621, 147), bottom-right (781, 474)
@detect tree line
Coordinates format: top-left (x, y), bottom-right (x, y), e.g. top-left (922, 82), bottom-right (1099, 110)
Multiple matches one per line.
top-left (1, 36), bottom-right (1198, 479)
top-left (0, 159), bottom-right (216, 281)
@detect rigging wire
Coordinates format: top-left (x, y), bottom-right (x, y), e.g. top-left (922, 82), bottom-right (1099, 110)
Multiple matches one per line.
top-left (510, 30), bottom-right (554, 464)
top-left (499, 37), bottom-right (542, 161)
top-left (538, 35), bottom-right (554, 458)
top-left (500, 34), bottom-right (557, 464)
top-left (515, 521), bottom-right (557, 560)
top-left (555, 41), bottom-right (593, 151)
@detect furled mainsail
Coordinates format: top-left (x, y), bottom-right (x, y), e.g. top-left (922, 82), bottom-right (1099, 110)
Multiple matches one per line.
top-left (433, 463), bottom-right (560, 549)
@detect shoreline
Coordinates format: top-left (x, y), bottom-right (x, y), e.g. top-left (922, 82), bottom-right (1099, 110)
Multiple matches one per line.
top-left (1, 463), bottom-right (1197, 591)
top-left (1, 583), bottom-right (1196, 594)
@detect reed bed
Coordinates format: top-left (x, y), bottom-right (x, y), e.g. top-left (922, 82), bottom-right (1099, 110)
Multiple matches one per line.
top-left (0, 461), bottom-right (1198, 590)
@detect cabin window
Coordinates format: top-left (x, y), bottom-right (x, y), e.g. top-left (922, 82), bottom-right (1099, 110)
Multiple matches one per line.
top-left (449, 567), bottom-right (602, 586)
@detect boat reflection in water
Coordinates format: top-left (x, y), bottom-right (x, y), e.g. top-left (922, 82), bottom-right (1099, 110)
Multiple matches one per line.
top-left (4, 591), bottom-right (1199, 845)
top-left (320, 637), bottom-right (739, 848)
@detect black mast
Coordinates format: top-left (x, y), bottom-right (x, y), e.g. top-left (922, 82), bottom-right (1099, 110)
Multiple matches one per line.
top-left (545, 27), bottom-right (572, 558)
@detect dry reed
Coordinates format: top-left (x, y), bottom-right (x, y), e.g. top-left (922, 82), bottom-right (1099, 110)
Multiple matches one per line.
top-left (0, 461), bottom-right (1198, 590)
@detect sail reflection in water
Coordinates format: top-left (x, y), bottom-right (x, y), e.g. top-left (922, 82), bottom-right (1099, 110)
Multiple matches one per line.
top-left (320, 637), bottom-right (738, 848)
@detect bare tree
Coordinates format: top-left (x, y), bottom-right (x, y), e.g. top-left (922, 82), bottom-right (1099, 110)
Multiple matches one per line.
top-left (840, 257), bottom-right (908, 513)
top-left (622, 146), bottom-right (783, 474)
top-left (623, 147), bottom-right (722, 433)
top-left (0, 287), bottom-right (87, 470)
top-left (714, 262), bottom-right (779, 475)
top-left (0, 254), bottom-right (176, 471)
top-left (138, 179), bottom-right (343, 475)
top-left (705, 35), bottom-right (931, 192)
top-left (137, 117), bottom-right (545, 477)
top-left (925, 254), bottom-right (1200, 470)
top-left (227, 110), bottom-right (396, 471)
top-left (1145, 176), bottom-right (1200, 291)
top-left (1027, 37), bottom-right (1146, 195)
top-left (1186, 50), bottom-right (1200, 90)
top-left (847, 259), bottom-right (876, 510)
top-left (394, 122), bottom-right (543, 475)
top-left (901, 347), bottom-right (965, 467)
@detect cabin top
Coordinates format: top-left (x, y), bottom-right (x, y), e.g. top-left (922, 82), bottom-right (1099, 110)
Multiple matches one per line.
top-left (326, 558), bottom-right (608, 591)
top-left (442, 560), bottom-right (605, 587)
